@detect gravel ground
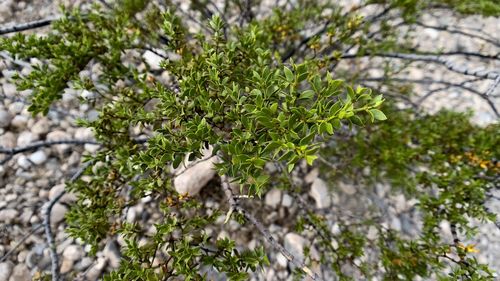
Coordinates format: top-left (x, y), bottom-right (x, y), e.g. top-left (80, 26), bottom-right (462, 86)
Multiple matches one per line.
top-left (0, 1), bottom-right (499, 281)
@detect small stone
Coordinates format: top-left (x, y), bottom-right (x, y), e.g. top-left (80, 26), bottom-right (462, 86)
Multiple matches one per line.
top-left (17, 131), bottom-right (37, 147)
top-left (281, 194), bottom-right (293, 207)
top-left (85, 257), bottom-right (107, 281)
top-left (276, 253), bottom-right (288, 268)
top-left (2, 83), bottom-right (16, 98)
top-left (284, 233), bottom-right (306, 263)
top-left (304, 167), bottom-right (319, 184)
top-left (104, 240), bottom-right (121, 268)
top-left (74, 127), bottom-right (93, 140)
top-left (28, 151), bottom-right (47, 165)
top-left (265, 188), bottom-right (282, 208)
top-left (0, 132), bottom-right (16, 148)
top-left (63, 245), bottom-right (83, 261)
top-left (0, 209), bottom-right (19, 223)
top-left (0, 110), bottom-right (11, 128)
top-left (143, 50), bottom-right (163, 70)
top-left (7, 102), bottom-right (24, 115)
top-left (0, 262), bottom-right (13, 281)
top-left (31, 118), bottom-right (50, 136)
top-left (10, 115), bottom-right (28, 129)
top-left (309, 178), bottom-right (331, 209)
top-left (46, 130), bottom-right (71, 155)
top-left (8, 264), bottom-right (30, 281)
top-left (49, 184), bottom-right (77, 204)
top-left (174, 155), bottom-right (217, 196)
top-left (80, 90), bottom-right (96, 100)
top-left (338, 181), bottom-right (356, 195)
top-left (60, 259), bottom-right (74, 274)
top-left (50, 203), bottom-right (68, 225)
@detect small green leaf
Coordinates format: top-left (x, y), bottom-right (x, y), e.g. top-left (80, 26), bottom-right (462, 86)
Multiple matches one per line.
top-left (369, 109), bottom-right (387, 121)
top-left (299, 90), bottom-right (315, 100)
top-left (284, 66), bottom-right (294, 82)
top-left (305, 155), bottom-right (318, 165)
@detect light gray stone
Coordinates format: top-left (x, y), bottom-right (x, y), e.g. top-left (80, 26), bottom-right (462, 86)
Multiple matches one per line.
top-left (0, 110), bottom-right (11, 128)
top-left (265, 188), bottom-right (282, 208)
top-left (17, 131), bottom-right (37, 147)
top-left (17, 155), bottom-right (31, 169)
top-left (63, 245), bottom-right (83, 261)
top-left (2, 83), bottom-right (16, 98)
top-left (0, 209), bottom-right (19, 223)
top-left (309, 178), bottom-right (331, 209)
top-left (8, 264), bottom-right (29, 281)
top-left (284, 232), bottom-right (306, 263)
top-left (281, 194), bottom-right (293, 207)
top-left (0, 132), bottom-right (16, 148)
top-left (338, 181), bottom-right (356, 195)
top-left (85, 257), bottom-right (107, 281)
top-left (28, 150), bottom-right (47, 165)
top-left (50, 203), bottom-right (68, 225)
top-left (10, 115), bottom-right (28, 129)
top-left (49, 184), bottom-right (76, 204)
top-left (174, 154), bottom-right (217, 196)
top-left (0, 262), bottom-right (13, 281)
top-left (143, 50), bottom-right (163, 70)
top-left (46, 130), bottom-right (71, 155)
top-left (31, 118), bottom-right (50, 136)
top-left (104, 240), bottom-right (121, 268)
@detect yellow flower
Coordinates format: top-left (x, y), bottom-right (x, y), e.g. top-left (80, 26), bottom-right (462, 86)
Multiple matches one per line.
top-left (458, 243), bottom-right (479, 253)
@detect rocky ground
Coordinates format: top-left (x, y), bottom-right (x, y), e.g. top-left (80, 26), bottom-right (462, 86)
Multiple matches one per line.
top-left (0, 1), bottom-right (499, 281)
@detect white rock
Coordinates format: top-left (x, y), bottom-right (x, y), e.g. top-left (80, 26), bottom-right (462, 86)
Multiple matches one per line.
top-left (17, 131), bottom-right (37, 147)
top-left (46, 130), bottom-right (71, 155)
top-left (60, 258), bottom-right (74, 274)
top-left (282, 194), bottom-right (293, 207)
top-left (85, 257), bottom-right (107, 281)
top-left (74, 127), bottom-right (93, 139)
top-left (284, 233), bottom-right (307, 263)
top-left (0, 209), bottom-right (19, 223)
top-left (104, 240), bottom-right (121, 268)
top-left (0, 132), bottom-right (16, 148)
top-left (31, 118), bottom-right (50, 136)
top-left (276, 253), bottom-right (288, 268)
top-left (174, 156), bottom-right (217, 196)
top-left (10, 115), bottom-right (28, 129)
top-left (0, 110), bottom-right (11, 128)
top-left (309, 178), bottom-right (331, 209)
top-left (7, 102), bottom-right (24, 115)
top-left (265, 188), bottom-right (282, 208)
top-left (63, 245), bottom-right (83, 261)
top-left (0, 262), bottom-right (13, 281)
top-left (304, 167), bottom-right (319, 184)
top-left (2, 83), bottom-right (16, 98)
top-left (7, 264), bottom-right (29, 281)
top-left (80, 90), bottom-right (96, 100)
top-left (50, 203), bottom-right (68, 225)
top-left (28, 151), bottom-right (47, 165)
top-left (338, 181), bottom-right (356, 195)
top-left (49, 184), bottom-right (77, 204)
top-left (143, 50), bottom-right (163, 70)
top-left (17, 155), bottom-right (31, 169)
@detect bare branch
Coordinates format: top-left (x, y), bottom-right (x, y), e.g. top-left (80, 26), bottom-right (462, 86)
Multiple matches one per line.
top-left (0, 17), bottom-right (58, 35)
top-left (339, 53), bottom-right (500, 80)
top-left (44, 161), bottom-right (93, 281)
top-left (220, 176), bottom-right (322, 280)
top-left (0, 224), bottom-right (43, 263)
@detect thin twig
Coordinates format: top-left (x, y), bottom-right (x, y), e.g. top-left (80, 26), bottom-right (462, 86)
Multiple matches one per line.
top-left (485, 76), bottom-right (500, 97)
top-left (0, 17), bottom-right (59, 35)
top-left (0, 224), bottom-right (44, 263)
top-left (339, 53), bottom-right (500, 80)
top-left (220, 176), bottom-right (322, 280)
top-left (44, 161), bottom-right (93, 281)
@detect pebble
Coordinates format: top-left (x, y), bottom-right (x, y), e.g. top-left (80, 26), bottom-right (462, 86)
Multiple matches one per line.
top-left (281, 194), bottom-right (293, 207)
top-left (0, 110), bottom-right (11, 128)
top-left (8, 264), bottom-right (30, 281)
top-left (309, 178), bottom-right (331, 209)
top-left (0, 262), bottom-right (13, 281)
top-left (50, 203), bottom-right (68, 225)
top-left (142, 50), bottom-right (163, 70)
top-left (0, 209), bottom-right (19, 223)
top-left (46, 130), bottom-right (71, 155)
top-left (0, 132), bottom-right (16, 148)
top-left (63, 245), bottom-right (83, 261)
top-left (104, 240), bottom-right (121, 268)
top-left (2, 83), bottom-right (16, 98)
top-left (10, 115), bottom-right (28, 129)
top-left (49, 184), bottom-right (76, 204)
top-left (174, 155), bottom-right (217, 196)
top-left (284, 232), bottom-right (306, 263)
top-left (338, 181), bottom-right (356, 195)
top-left (265, 188), bottom-right (282, 208)
top-left (31, 118), bottom-right (50, 136)
top-left (16, 131), bottom-right (37, 147)
top-left (28, 150), bottom-right (47, 165)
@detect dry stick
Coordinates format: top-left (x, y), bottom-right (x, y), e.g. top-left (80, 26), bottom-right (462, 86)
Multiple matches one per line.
top-left (0, 224), bottom-right (44, 263)
top-left (0, 17), bottom-right (59, 35)
top-left (340, 53), bottom-right (500, 80)
top-left (414, 21), bottom-right (500, 47)
top-left (44, 161), bottom-right (93, 281)
top-left (485, 76), bottom-right (500, 97)
top-left (220, 176), bottom-right (322, 281)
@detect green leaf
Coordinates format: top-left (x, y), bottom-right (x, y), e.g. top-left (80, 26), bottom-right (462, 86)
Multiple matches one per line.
top-left (305, 155), bottom-right (318, 165)
top-left (369, 109), bottom-right (387, 121)
top-left (284, 66), bottom-right (294, 82)
top-left (299, 90), bottom-right (315, 100)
